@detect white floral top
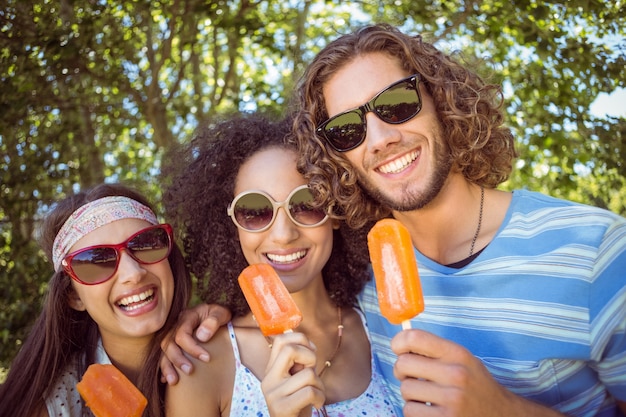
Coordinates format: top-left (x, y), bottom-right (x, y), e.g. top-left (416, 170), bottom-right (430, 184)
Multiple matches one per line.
top-left (45, 340), bottom-right (110, 417)
top-left (228, 309), bottom-right (398, 417)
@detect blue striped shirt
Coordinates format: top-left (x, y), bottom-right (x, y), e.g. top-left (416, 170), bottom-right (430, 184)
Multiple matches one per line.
top-left (359, 190), bottom-right (626, 416)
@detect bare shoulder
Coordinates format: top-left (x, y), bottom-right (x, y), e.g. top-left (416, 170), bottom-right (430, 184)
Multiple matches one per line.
top-left (230, 315), bottom-right (272, 379)
top-left (166, 325), bottom-right (235, 417)
top-left (198, 323), bottom-right (238, 370)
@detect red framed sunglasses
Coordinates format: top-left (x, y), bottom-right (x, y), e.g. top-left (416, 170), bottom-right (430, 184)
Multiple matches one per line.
top-left (61, 224), bottom-right (173, 285)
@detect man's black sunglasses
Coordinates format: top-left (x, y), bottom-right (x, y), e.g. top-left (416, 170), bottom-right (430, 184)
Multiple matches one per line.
top-left (316, 74), bottom-right (422, 152)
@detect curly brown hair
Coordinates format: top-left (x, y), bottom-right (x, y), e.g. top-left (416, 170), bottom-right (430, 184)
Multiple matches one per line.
top-left (162, 113), bottom-right (373, 318)
top-left (291, 23), bottom-right (517, 228)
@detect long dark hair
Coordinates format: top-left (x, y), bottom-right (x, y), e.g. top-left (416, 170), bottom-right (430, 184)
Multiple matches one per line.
top-left (162, 113), bottom-right (372, 317)
top-left (0, 183), bottom-right (192, 417)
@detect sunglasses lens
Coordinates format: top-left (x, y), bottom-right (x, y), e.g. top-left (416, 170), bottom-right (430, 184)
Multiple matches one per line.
top-left (288, 187), bottom-right (327, 226)
top-left (66, 225), bottom-right (172, 284)
top-left (374, 80), bottom-right (421, 123)
top-left (323, 111), bottom-right (365, 151)
top-left (70, 247), bottom-right (118, 284)
top-left (127, 227), bottom-right (171, 263)
top-left (233, 193), bottom-right (274, 231)
top-left (318, 75), bottom-right (421, 152)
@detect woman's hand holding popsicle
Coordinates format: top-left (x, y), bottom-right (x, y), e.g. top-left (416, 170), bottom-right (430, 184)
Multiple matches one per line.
top-left (262, 332), bottom-right (326, 417)
top-left (239, 264), bottom-right (325, 416)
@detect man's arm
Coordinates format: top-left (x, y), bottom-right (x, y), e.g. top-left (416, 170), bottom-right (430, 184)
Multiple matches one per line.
top-left (160, 303), bottom-right (231, 384)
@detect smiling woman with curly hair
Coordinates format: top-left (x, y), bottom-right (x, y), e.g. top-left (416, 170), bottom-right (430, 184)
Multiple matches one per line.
top-left (162, 113), bottom-right (373, 316)
top-left (161, 112), bottom-right (397, 417)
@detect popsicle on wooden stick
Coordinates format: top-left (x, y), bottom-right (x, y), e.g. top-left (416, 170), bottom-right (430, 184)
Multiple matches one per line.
top-left (76, 363), bottom-right (147, 417)
top-left (238, 263), bottom-right (303, 336)
top-left (367, 218), bottom-right (424, 329)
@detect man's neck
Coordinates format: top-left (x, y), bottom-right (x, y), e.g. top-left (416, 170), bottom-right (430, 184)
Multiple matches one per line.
top-left (391, 178), bottom-right (509, 265)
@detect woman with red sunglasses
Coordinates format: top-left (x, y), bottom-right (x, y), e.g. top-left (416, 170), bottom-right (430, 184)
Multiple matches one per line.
top-left (162, 113), bottom-right (397, 417)
top-left (0, 183), bottom-right (196, 417)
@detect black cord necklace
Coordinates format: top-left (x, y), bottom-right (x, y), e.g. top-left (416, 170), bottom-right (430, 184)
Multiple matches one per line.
top-left (469, 186), bottom-right (485, 257)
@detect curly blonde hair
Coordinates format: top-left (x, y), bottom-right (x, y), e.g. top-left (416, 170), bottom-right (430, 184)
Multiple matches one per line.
top-left (291, 24), bottom-right (517, 228)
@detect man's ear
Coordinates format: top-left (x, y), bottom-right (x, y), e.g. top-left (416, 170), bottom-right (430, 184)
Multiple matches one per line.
top-left (68, 288), bottom-right (86, 311)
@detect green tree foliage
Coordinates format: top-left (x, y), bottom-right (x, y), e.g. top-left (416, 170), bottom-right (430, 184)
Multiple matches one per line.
top-left (0, 0), bottom-right (624, 368)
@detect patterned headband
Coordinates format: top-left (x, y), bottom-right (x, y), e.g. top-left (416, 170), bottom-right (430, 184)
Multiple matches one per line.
top-left (52, 196), bottom-right (158, 272)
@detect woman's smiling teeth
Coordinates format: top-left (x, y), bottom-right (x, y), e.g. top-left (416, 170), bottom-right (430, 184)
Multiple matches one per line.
top-left (118, 289), bottom-right (155, 311)
top-left (378, 150), bottom-right (419, 174)
top-left (266, 250), bottom-right (307, 264)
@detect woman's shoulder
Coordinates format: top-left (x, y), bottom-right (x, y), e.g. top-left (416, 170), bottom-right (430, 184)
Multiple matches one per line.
top-left (166, 324), bottom-right (236, 416)
top-left (193, 324), bottom-right (236, 375)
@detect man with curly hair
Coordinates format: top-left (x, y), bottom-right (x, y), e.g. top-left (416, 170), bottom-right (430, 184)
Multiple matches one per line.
top-left (163, 24), bottom-right (626, 417)
top-left (290, 24), bottom-right (626, 417)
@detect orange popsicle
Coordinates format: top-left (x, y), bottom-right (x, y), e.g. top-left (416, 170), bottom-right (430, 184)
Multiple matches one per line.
top-left (76, 363), bottom-right (147, 417)
top-left (238, 263), bottom-right (303, 336)
top-left (367, 218), bottom-right (424, 329)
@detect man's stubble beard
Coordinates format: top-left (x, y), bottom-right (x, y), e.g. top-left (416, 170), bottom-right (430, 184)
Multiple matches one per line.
top-left (356, 135), bottom-right (453, 213)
